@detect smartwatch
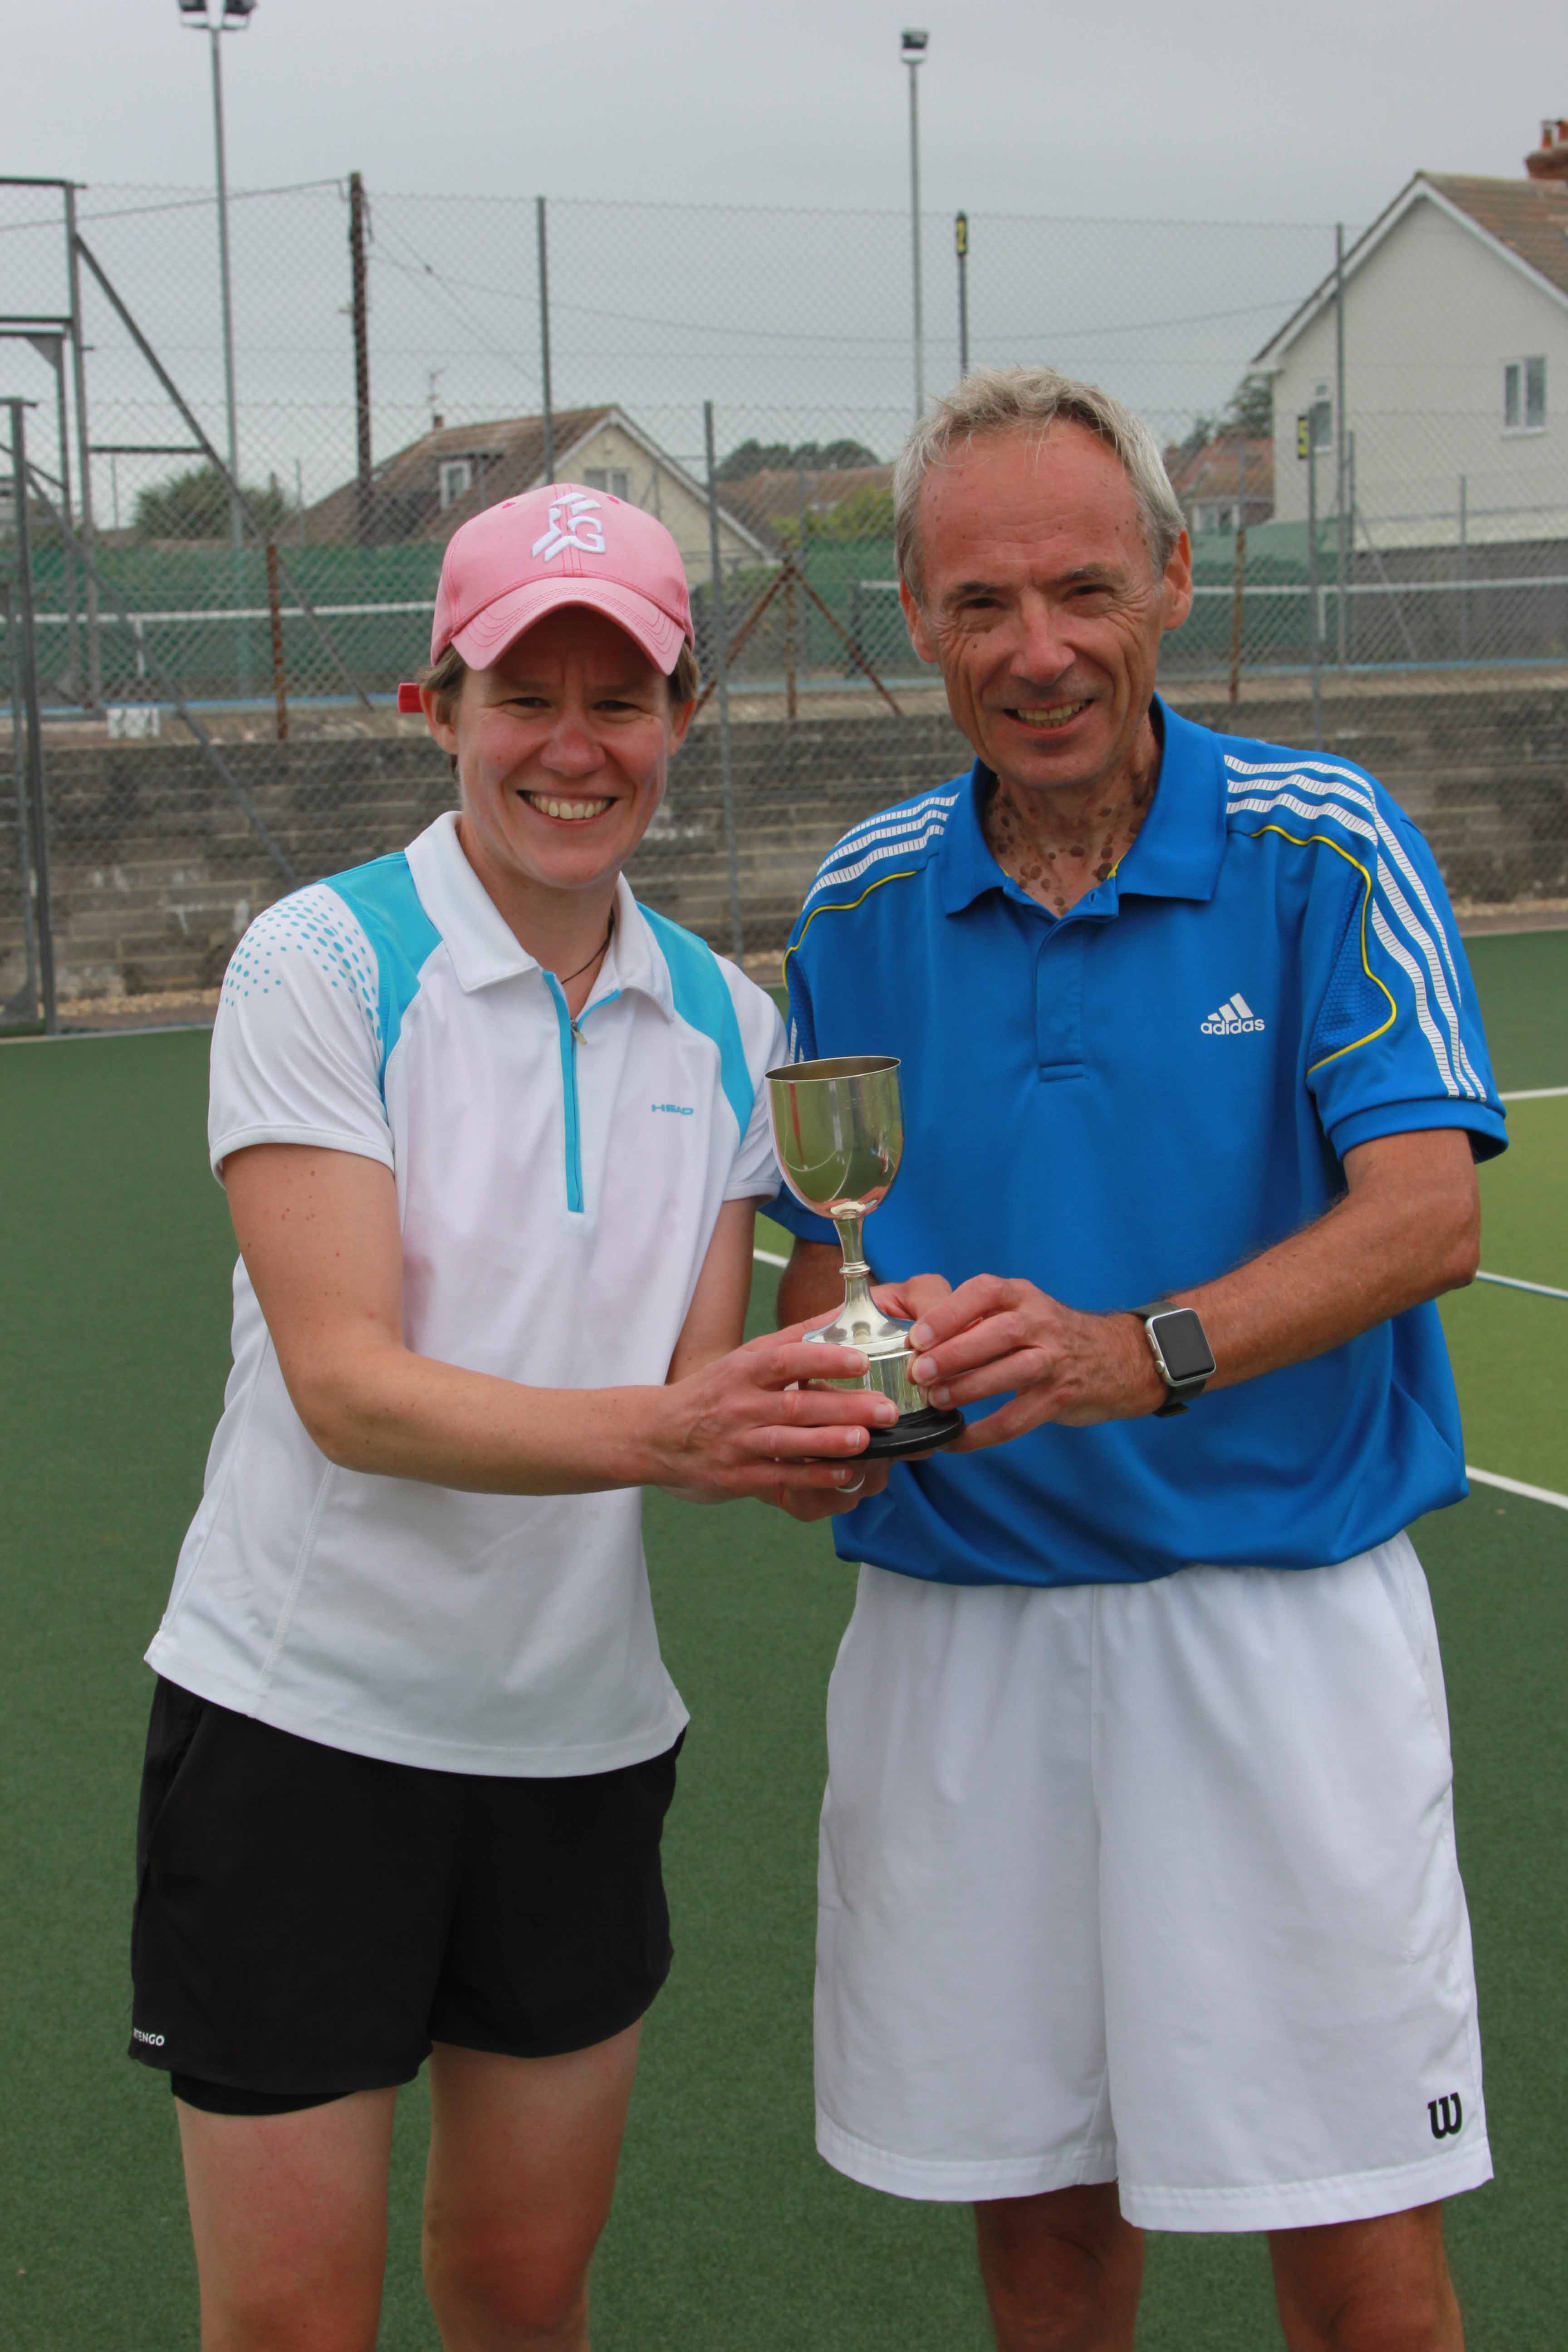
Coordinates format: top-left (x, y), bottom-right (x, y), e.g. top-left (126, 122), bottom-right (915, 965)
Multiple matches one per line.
top-left (1132, 1303), bottom-right (1215, 1416)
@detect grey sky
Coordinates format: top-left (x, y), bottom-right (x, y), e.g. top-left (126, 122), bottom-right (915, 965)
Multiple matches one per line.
top-left (10, 0), bottom-right (1563, 224)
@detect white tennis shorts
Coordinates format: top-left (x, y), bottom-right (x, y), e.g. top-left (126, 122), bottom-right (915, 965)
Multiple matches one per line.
top-left (815, 1534), bottom-right (1492, 2232)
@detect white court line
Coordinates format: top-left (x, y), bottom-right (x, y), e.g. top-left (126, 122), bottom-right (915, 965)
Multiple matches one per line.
top-left (1500, 1085), bottom-right (1568, 1101)
top-left (753, 1248), bottom-right (789, 1269)
top-left (1475, 1270), bottom-right (1568, 1300)
top-left (1466, 1465), bottom-right (1568, 1511)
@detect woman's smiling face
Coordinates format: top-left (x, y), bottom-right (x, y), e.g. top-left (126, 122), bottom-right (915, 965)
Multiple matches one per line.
top-left (427, 605), bottom-right (692, 903)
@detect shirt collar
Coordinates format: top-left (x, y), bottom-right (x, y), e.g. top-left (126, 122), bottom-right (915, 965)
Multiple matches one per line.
top-left (937, 694), bottom-right (1227, 916)
top-left (404, 810), bottom-right (673, 1014)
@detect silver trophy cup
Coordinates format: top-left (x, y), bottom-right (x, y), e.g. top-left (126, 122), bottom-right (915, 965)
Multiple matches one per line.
top-left (766, 1054), bottom-right (964, 1459)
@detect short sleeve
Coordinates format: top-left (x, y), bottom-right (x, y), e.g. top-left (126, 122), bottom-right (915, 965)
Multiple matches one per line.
top-left (765, 948), bottom-right (839, 1245)
top-left (210, 885), bottom-right (395, 1177)
top-left (722, 975), bottom-right (789, 1201)
top-left (1305, 804), bottom-right (1506, 1163)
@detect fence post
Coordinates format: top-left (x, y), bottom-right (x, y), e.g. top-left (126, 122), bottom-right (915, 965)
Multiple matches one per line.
top-left (1458, 474), bottom-right (1469, 662)
top-left (1305, 419), bottom-right (1323, 751)
top-left (63, 182), bottom-right (102, 711)
top-left (702, 400), bottom-right (744, 965)
top-left (1, 580), bottom-right (42, 1022)
top-left (1334, 222), bottom-right (1348, 671)
top-left (6, 399), bottom-right (57, 1033)
top-left (265, 540), bottom-right (289, 740)
top-left (1227, 438), bottom-right (1247, 714)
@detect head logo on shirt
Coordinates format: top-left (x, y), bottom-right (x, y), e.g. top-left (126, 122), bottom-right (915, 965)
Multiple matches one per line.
top-left (532, 494), bottom-right (607, 563)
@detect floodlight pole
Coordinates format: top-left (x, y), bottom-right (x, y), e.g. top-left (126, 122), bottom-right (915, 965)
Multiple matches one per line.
top-left (902, 32), bottom-right (928, 421)
top-left (207, 23), bottom-right (243, 556)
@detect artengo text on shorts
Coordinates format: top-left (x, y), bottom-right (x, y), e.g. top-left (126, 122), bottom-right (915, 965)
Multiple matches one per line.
top-left (132, 2027), bottom-right (166, 2047)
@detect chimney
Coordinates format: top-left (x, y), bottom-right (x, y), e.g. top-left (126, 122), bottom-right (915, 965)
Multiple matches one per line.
top-left (1524, 117), bottom-right (1568, 181)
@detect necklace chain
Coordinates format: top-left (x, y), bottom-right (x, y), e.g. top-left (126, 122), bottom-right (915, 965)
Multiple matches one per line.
top-left (557, 917), bottom-right (613, 989)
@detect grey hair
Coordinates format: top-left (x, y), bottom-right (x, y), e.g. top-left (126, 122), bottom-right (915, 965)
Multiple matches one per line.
top-left (893, 364), bottom-right (1186, 603)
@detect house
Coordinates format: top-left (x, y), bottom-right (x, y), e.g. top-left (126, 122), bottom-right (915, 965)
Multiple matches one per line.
top-left (1253, 128), bottom-right (1568, 552)
top-left (1163, 436), bottom-right (1273, 537)
top-left (302, 404), bottom-right (768, 584)
top-left (716, 463), bottom-right (896, 554)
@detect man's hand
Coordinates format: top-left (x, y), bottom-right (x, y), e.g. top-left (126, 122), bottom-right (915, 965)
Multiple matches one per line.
top-left (910, 1279), bottom-right (1164, 1451)
top-left (908, 1131), bottom-right (1482, 1456)
top-left (653, 1324), bottom-right (900, 1508)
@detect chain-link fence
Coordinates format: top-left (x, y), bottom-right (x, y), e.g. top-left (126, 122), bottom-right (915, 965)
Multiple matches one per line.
top-left (3, 174), bottom-right (1565, 1029)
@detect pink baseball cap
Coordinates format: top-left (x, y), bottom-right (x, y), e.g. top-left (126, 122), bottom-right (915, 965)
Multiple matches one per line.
top-left (431, 481), bottom-right (692, 672)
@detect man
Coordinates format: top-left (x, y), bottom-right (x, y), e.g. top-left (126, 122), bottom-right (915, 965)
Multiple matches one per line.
top-left (772, 368), bottom-right (1504, 2352)
top-left (131, 486), bottom-right (886, 2352)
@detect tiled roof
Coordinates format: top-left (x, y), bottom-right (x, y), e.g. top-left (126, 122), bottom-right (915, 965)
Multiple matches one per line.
top-left (302, 407), bottom-right (612, 543)
top-left (1165, 435), bottom-right (1273, 503)
top-left (1425, 173), bottom-right (1568, 299)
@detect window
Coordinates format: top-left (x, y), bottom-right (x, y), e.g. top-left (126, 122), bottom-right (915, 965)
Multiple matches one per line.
top-left (1503, 357), bottom-right (1547, 432)
top-left (1193, 501), bottom-right (1237, 534)
top-left (438, 457), bottom-right (474, 509)
top-left (582, 468), bottom-right (630, 500)
top-left (1310, 383), bottom-right (1333, 451)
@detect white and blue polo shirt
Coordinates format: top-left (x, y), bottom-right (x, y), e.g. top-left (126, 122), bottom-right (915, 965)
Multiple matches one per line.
top-left (769, 698), bottom-right (1507, 1589)
top-left (147, 809), bottom-right (785, 1773)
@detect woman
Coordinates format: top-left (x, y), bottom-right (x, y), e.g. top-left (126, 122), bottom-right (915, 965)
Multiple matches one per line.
top-left (129, 484), bottom-right (891, 2351)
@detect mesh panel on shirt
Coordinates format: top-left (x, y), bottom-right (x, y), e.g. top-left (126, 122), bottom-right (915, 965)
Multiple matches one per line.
top-left (220, 884), bottom-right (382, 1050)
top-left (1311, 876), bottom-right (1389, 1063)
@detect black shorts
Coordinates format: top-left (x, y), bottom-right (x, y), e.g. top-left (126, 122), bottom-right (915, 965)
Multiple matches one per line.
top-left (129, 1678), bottom-right (680, 2115)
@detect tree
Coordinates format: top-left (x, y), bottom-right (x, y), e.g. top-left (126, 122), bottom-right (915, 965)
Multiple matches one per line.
top-left (791, 478), bottom-right (895, 541)
top-left (715, 435), bottom-right (881, 484)
top-left (133, 462), bottom-right (292, 541)
top-left (1222, 373), bottom-right (1273, 438)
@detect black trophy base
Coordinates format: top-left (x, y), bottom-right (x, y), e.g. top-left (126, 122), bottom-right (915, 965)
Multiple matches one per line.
top-left (862, 1404), bottom-right (966, 1460)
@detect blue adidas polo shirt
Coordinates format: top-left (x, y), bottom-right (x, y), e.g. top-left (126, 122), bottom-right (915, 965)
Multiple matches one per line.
top-left (769, 698), bottom-right (1507, 1589)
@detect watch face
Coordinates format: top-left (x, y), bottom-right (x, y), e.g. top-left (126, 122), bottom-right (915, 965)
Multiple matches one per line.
top-left (1152, 1309), bottom-right (1216, 1384)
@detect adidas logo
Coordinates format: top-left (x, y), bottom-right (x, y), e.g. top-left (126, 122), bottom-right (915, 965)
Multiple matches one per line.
top-left (1201, 993), bottom-right (1265, 1035)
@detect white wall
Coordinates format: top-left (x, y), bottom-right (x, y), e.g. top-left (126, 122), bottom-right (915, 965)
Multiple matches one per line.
top-left (1268, 191), bottom-right (1568, 547)
top-left (562, 418), bottom-right (760, 587)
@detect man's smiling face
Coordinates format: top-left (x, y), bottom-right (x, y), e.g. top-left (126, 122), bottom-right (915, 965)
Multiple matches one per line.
top-left (901, 421), bottom-right (1192, 799)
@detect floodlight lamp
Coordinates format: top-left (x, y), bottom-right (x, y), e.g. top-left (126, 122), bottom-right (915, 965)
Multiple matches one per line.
top-left (178, 0), bottom-right (258, 24)
top-left (901, 28), bottom-right (929, 60)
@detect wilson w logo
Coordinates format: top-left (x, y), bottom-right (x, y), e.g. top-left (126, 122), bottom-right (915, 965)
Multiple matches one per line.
top-left (1428, 2093), bottom-right (1463, 2140)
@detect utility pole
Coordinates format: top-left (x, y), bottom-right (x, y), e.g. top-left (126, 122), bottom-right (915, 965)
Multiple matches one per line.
top-left (179, 1), bottom-right (261, 689)
top-left (955, 210), bottom-right (970, 378)
top-left (348, 172), bottom-right (372, 544)
top-left (208, 26), bottom-right (243, 552)
top-left (902, 31), bottom-right (929, 420)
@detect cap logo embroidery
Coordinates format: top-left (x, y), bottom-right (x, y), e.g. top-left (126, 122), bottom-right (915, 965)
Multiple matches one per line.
top-left (532, 493), bottom-right (607, 563)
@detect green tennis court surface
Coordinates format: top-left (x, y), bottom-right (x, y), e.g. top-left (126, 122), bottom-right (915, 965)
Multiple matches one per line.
top-left (1, 930), bottom-right (1563, 2348)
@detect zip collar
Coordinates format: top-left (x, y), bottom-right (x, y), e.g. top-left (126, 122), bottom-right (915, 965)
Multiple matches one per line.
top-left (404, 809), bottom-right (676, 1017)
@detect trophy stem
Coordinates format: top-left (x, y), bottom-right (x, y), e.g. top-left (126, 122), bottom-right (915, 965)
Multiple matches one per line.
top-left (833, 1208), bottom-right (869, 1291)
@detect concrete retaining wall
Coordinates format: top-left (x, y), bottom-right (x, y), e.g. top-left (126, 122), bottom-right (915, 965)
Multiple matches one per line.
top-left (3, 681), bottom-right (1566, 1004)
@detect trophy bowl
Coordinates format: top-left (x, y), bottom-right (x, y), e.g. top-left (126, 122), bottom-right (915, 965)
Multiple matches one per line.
top-left (766, 1054), bottom-right (964, 1460)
